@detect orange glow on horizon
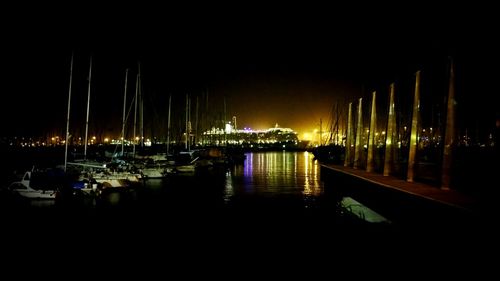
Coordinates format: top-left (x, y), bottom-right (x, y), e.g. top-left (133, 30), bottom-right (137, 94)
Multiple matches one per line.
top-left (302, 133), bottom-right (312, 141)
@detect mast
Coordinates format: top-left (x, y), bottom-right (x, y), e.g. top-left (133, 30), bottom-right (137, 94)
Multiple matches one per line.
top-left (189, 96), bottom-right (192, 148)
top-left (138, 62), bottom-right (144, 148)
top-left (185, 93), bottom-right (190, 151)
top-left (64, 52), bottom-right (74, 172)
top-left (133, 73), bottom-right (139, 158)
top-left (326, 103), bottom-right (335, 144)
top-left (166, 94), bottom-right (171, 155)
top-left (206, 90), bottom-right (209, 135)
top-left (335, 103), bottom-right (340, 145)
top-left (121, 69), bottom-right (129, 157)
top-left (195, 95), bottom-right (199, 146)
top-left (223, 96), bottom-right (227, 146)
top-left (319, 118), bottom-right (322, 146)
top-left (84, 56), bottom-right (92, 160)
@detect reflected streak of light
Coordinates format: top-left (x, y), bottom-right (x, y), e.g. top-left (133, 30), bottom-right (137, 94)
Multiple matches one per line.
top-left (304, 151), bottom-right (311, 194)
top-left (260, 153), bottom-right (265, 172)
top-left (273, 152), bottom-right (277, 176)
top-left (223, 169), bottom-right (234, 203)
top-left (294, 152), bottom-right (298, 187)
top-left (282, 151), bottom-right (286, 175)
top-left (244, 152), bottom-right (253, 176)
top-left (294, 152), bottom-right (297, 177)
top-left (303, 151), bottom-right (322, 196)
top-left (313, 160), bottom-right (318, 182)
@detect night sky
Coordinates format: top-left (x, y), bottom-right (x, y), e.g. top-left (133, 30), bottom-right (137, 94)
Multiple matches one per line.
top-left (3, 4), bottom-right (499, 140)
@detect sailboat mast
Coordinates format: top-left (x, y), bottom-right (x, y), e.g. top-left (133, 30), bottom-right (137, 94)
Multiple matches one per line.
top-left (185, 93), bottom-right (189, 150)
top-left (224, 96), bottom-right (227, 146)
top-left (166, 94), bottom-right (171, 155)
top-left (319, 118), bottom-right (322, 146)
top-left (138, 62), bottom-right (144, 148)
top-left (133, 73), bottom-right (139, 158)
top-left (64, 52), bottom-right (74, 172)
top-left (141, 91), bottom-right (144, 148)
top-left (189, 96), bottom-right (192, 148)
top-left (121, 68), bottom-right (128, 157)
top-left (195, 95), bottom-right (199, 146)
top-left (336, 103), bottom-right (340, 145)
top-left (84, 56), bottom-right (92, 160)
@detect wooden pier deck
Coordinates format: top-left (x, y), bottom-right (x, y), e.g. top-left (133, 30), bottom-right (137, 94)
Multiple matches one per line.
top-left (320, 163), bottom-right (498, 230)
top-left (320, 163), bottom-right (482, 216)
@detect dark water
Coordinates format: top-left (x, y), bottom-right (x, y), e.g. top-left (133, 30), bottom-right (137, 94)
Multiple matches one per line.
top-left (3, 150), bottom-right (488, 268)
top-left (1, 151), bottom-right (371, 231)
top-left (2, 149), bottom-right (402, 259)
top-left (136, 151), bottom-right (337, 218)
top-left (167, 151), bottom-right (324, 209)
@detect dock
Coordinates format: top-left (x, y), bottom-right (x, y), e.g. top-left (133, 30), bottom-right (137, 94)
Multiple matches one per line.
top-left (320, 163), bottom-right (486, 227)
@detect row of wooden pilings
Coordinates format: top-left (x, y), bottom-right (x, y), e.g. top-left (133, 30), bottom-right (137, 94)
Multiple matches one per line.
top-left (344, 60), bottom-right (456, 189)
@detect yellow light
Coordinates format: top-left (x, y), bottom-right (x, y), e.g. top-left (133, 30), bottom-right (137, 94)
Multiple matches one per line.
top-left (92, 136), bottom-right (96, 140)
top-left (104, 138), bottom-right (109, 143)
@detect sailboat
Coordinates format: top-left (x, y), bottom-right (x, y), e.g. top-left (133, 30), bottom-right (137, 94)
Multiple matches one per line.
top-left (172, 94), bottom-right (198, 173)
top-left (65, 56), bottom-right (142, 187)
top-left (139, 93), bottom-right (175, 178)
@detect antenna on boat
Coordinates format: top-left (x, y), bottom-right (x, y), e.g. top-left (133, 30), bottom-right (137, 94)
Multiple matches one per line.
top-left (64, 52), bottom-right (74, 172)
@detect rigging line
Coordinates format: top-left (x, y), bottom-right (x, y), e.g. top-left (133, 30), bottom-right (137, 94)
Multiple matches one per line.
top-left (111, 94), bottom-right (137, 157)
top-left (326, 101), bottom-right (336, 143)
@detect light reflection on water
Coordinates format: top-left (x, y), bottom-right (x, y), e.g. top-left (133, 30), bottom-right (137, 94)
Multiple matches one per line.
top-left (224, 151), bottom-right (323, 205)
top-left (223, 169), bottom-right (233, 203)
top-left (3, 152), bottom-right (325, 211)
